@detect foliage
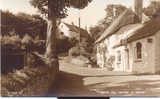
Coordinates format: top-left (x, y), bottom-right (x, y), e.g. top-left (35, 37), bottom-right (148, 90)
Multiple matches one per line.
top-left (1, 10), bottom-right (17, 35)
top-left (56, 37), bottom-right (78, 54)
top-left (1, 34), bottom-right (22, 49)
top-left (79, 38), bottom-right (94, 57)
top-left (105, 55), bottom-right (115, 71)
top-left (1, 10), bottom-right (47, 39)
top-left (1, 32), bottom-right (78, 55)
top-left (89, 25), bottom-right (103, 40)
top-left (21, 34), bottom-right (33, 46)
top-left (69, 46), bottom-right (80, 57)
top-left (90, 4), bottom-right (127, 40)
top-left (30, 0), bottom-right (92, 59)
top-left (30, 0), bottom-right (92, 18)
top-left (1, 33), bottom-right (42, 51)
top-left (99, 4), bottom-right (127, 27)
top-left (143, 1), bottom-right (160, 18)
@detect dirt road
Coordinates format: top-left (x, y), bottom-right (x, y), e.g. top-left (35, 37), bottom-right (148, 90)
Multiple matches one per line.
top-left (46, 57), bottom-right (160, 96)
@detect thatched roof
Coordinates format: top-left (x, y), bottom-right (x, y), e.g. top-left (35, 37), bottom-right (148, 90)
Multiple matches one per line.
top-left (95, 9), bottom-right (136, 44)
top-left (63, 22), bottom-right (90, 38)
top-left (127, 16), bottom-right (160, 43)
top-left (115, 24), bottom-right (142, 35)
top-left (113, 16), bottom-right (160, 48)
top-left (112, 24), bottom-right (143, 49)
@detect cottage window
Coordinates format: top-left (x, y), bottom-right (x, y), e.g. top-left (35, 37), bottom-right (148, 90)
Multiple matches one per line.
top-left (136, 42), bottom-right (142, 59)
top-left (147, 38), bottom-right (153, 43)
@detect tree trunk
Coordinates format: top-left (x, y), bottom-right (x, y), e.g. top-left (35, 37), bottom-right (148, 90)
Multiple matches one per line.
top-left (45, 3), bottom-right (59, 71)
top-left (45, 17), bottom-right (57, 58)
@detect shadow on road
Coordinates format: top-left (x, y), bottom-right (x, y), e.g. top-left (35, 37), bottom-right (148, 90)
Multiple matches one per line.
top-left (46, 71), bottom-right (98, 97)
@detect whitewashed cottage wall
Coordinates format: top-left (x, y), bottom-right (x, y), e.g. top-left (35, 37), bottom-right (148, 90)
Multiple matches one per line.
top-left (59, 23), bottom-right (70, 37)
top-left (155, 31), bottom-right (160, 73)
top-left (128, 35), bottom-right (156, 73)
top-left (97, 42), bottom-right (106, 68)
top-left (106, 35), bottom-right (119, 55)
top-left (97, 29), bottom-right (132, 70)
top-left (97, 34), bottom-right (120, 68)
top-left (114, 46), bottom-right (130, 71)
top-left (112, 24), bottom-right (145, 72)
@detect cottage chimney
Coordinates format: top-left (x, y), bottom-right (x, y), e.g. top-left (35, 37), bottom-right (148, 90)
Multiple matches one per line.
top-left (134, 0), bottom-right (143, 22)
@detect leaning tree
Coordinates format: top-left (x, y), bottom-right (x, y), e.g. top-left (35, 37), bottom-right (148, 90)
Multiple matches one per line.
top-left (30, 0), bottom-right (92, 66)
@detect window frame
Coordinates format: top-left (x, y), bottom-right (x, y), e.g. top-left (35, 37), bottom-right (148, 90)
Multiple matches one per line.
top-left (134, 42), bottom-right (143, 62)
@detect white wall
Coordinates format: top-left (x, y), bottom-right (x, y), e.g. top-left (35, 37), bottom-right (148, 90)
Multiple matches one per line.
top-left (97, 42), bottom-right (106, 68)
top-left (128, 35), bottom-right (156, 73)
top-left (97, 32), bottom-right (129, 69)
top-left (104, 35), bottom-right (119, 56)
top-left (58, 23), bottom-right (71, 37)
top-left (114, 46), bottom-right (125, 71)
top-left (59, 23), bottom-right (79, 39)
top-left (155, 31), bottom-right (160, 73)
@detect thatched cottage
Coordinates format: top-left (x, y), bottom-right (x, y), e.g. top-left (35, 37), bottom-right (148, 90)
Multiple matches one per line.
top-left (121, 17), bottom-right (160, 73)
top-left (95, 0), bottom-right (160, 74)
top-left (58, 22), bottom-right (90, 40)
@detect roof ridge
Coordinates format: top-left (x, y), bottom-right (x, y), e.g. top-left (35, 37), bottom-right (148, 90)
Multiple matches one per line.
top-left (95, 9), bottom-right (135, 44)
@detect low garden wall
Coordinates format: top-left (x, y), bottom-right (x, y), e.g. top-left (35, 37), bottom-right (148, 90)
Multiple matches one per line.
top-left (1, 60), bottom-right (59, 96)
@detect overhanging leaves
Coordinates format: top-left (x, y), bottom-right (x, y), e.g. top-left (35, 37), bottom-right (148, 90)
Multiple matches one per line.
top-left (30, 0), bottom-right (92, 18)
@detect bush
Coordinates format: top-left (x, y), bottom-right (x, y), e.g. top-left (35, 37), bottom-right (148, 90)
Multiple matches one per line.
top-left (69, 46), bottom-right (80, 57)
top-left (1, 34), bottom-right (45, 74)
top-left (21, 34), bottom-right (33, 46)
top-left (56, 37), bottom-right (78, 54)
top-left (1, 35), bottom-right (21, 49)
top-left (26, 53), bottom-right (36, 67)
top-left (1, 11), bottom-right (47, 38)
top-left (33, 40), bottom-right (45, 54)
top-left (105, 55), bottom-right (115, 71)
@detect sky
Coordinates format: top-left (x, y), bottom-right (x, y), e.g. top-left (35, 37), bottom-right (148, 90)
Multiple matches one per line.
top-left (0, 0), bottom-right (151, 29)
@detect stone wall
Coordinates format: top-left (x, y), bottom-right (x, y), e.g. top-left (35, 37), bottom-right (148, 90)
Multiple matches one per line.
top-left (1, 61), bottom-right (59, 96)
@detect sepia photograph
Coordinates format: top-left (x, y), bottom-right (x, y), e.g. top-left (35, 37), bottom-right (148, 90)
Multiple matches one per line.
top-left (1, 0), bottom-right (160, 97)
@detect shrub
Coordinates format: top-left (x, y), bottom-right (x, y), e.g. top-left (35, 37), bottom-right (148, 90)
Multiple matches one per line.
top-left (21, 34), bottom-right (33, 46)
top-left (32, 40), bottom-right (45, 54)
top-left (56, 37), bottom-right (78, 54)
top-left (69, 46), bottom-right (80, 57)
top-left (105, 55), bottom-right (115, 71)
top-left (1, 35), bottom-right (21, 49)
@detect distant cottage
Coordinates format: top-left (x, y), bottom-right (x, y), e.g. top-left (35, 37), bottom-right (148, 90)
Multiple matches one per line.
top-left (58, 22), bottom-right (92, 57)
top-left (58, 22), bottom-right (90, 40)
top-left (95, 0), bottom-right (160, 74)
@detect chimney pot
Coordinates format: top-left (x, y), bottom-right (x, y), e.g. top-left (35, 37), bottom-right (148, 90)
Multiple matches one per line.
top-left (134, 0), bottom-right (143, 23)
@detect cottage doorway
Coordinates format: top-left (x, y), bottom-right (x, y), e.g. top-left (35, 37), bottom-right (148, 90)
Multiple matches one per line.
top-left (124, 48), bottom-right (130, 72)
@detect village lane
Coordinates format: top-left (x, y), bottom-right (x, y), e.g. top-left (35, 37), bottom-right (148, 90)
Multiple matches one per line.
top-left (46, 57), bottom-right (160, 96)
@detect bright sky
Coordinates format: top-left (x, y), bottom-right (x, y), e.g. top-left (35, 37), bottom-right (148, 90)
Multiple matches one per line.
top-left (0, 0), bottom-right (151, 29)
top-left (0, 0), bottom-right (39, 14)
